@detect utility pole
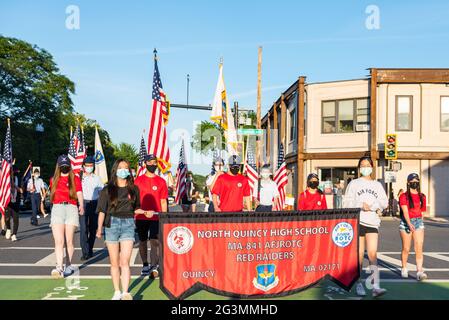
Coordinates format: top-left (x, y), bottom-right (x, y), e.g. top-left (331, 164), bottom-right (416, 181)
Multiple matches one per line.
top-left (233, 101), bottom-right (239, 129)
top-left (186, 74), bottom-right (190, 106)
top-left (256, 46), bottom-right (262, 167)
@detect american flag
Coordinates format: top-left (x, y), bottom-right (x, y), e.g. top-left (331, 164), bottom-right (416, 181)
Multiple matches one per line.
top-left (68, 124), bottom-right (86, 175)
top-left (273, 143), bottom-right (288, 211)
top-left (136, 135), bottom-right (147, 177)
top-left (0, 121), bottom-right (12, 215)
top-left (147, 49), bottom-right (171, 173)
top-left (244, 144), bottom-right (258, 196)
top-left (174, 140), bottom-right (187, 204)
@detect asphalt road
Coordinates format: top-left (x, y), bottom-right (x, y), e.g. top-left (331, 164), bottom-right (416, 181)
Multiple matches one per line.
top-left (1, 207), bottom-right (449, 282)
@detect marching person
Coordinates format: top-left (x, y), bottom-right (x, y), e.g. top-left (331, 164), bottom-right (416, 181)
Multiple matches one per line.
top-left (80, 156), bottom-right (104, 261)
top-left (253, 164), bottom-right (279, 212)
top-left (27, 168), bottom-right (45, 226)
top-left (39, 181), bottom-right (49, 218)
top-left (134, 154), bottom-right (168, 279)
top-left (5, 166), bottom-right (21, 242)
top-left (343, 156), bottom-right (388, 298)
top-left (212, 155), bottom-right (251, 212)
top-left (49, 155), bottom-right (84, 279)
top-left (399, 173), bottom-right (427, 281)
top-left (181, 172), bottom-right (194, 212)
top-left (298, 173), bottom-right (327, 210)
top-left (206, 158), bottom-right (225, 212)
top-left (96, 159), bottom-right (143, 300)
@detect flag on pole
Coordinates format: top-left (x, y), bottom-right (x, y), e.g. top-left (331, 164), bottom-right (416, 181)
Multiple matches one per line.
top-left (137, 134), bottom-right (148, 178)
top-left (244, 143), bottom-right (258, 194)
top-left (0, 120), bottom-right (12, 216)
top-left (21, 160), bottom-right (32, 195)
top-left (68, 124), bottom-right (86, 175)
top-left (94, 126), bottom-right (108, 184)
top-left (147, 49), bottom-right (171, 173)
top-left (273, 143), bottom-right (288, 211)
top-left (210, 62), bottom-right (238, 155)
top-left (174, 140), bottom-right (187, 204)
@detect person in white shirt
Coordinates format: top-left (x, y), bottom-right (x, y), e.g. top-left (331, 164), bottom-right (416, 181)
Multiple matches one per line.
top-left (80, 156), bottom-right (104, 260)
top-left (206, 158), bottom-right (225, 212)
top-left (343, 156), bottom-right (388, 298)
top-left (253, 165), bottom-right (280, 212)
top-left (27, 168), bottom-right (45, 226)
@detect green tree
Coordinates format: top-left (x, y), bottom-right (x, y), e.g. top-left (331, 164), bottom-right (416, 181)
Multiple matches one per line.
top-left (191, 121), bottom-right (225, 155)
top-left (0, 36), bottom-right (116, 179)
top-left (112, 143), bottom-right (139, 169)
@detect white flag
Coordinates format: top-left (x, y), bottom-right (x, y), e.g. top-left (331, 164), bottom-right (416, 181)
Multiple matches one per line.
top-left (94, 126), bottom-right (108, 184)
top-left (210, 63), bottom-right (238, 155)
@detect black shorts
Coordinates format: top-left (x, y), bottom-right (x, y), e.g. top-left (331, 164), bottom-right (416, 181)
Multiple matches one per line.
top-left (359, 224), bottom-right (379, 236)
top-left (136, 220), bottom-right (159, 241)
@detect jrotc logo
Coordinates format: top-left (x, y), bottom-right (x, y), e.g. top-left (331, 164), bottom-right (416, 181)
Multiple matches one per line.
top-left (332, 222), bottom-right (354, 248)
top-left (237, 183), bottom-right (242, 188)
top-left (167, 226), bottom-right (194, 255)
top-left (152, 186), bottom-right (158, 191)
top-left (253, 264), bottom-right (279, 291)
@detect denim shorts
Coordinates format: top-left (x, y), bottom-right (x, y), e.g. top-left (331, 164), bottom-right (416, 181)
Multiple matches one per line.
top-left (104, 217), bottom-right (136, 244)
top-left (399, 217), bottom-right (425, 233)
top-left (51, 204), bottom-right (79, 227)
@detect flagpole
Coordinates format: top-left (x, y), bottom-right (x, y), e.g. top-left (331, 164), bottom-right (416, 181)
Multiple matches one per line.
top-left (256, 46), bottom-right (262, 168)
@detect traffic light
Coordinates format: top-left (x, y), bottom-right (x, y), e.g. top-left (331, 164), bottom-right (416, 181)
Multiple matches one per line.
top-left (385, 134), bottom-right (398, 160)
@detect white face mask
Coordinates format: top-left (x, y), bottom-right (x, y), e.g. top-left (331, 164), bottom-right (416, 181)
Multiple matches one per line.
top-left (261, 172), bottom-right (271, 179)
top-left (34, 174), bottom-right (40, 178)
top-left (84, 167), bottom-right (94, 174)
top-left (360, 167), bottom-right (373, 177)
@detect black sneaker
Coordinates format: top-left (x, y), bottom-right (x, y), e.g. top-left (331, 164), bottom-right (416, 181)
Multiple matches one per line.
top-left (0, 230), bottom-right (5, 236)
top-left (141, 265), bottom-right (151, 276)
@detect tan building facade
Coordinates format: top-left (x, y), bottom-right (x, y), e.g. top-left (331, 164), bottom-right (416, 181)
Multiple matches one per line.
top-left (261, 69), bottom-right (449, 217)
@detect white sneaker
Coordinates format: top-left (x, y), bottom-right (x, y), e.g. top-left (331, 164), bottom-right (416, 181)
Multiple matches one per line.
top-left (63, 265), bottom-right (75, 277)
top-left (37, 215), bottom-right (41, 219)
top-left (121, 292), bottom-right (133, 300)
top-left (150, 265), bottom-right (160, 279)
top-left (11, 234), bottom-right (17, 242)
top-left (5, 229), bottom-right (11, 240)
top-left (401, 268), bottom-right (409, 278)
top-left (355, 282), bottom-right (366, 296)
top-left (417, 271), bottom-right (428, 281)
top-left (111, 291), bottom-right (122, 300)
top-left (372, 287), bottom-right (387, 298)
top-left (51, 267), bottom-right (64, 279)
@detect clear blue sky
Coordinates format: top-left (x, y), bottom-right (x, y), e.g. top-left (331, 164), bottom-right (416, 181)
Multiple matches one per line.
top-left (1, 0), bottom-right (449, 175)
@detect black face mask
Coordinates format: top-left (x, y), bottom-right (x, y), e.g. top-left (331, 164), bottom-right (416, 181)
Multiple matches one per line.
top-left (229, 166), bottom-right (240, 175)
top-left (60, 166), bottom-right (70, 174)
top-left (307, 181), bottom-right (319, 189)
top-left (146, 164), bottom-right (158, 173)
top-left (409, 182), bottom-right (420, 190)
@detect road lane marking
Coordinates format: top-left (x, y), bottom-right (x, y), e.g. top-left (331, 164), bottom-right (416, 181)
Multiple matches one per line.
top-left (424, 252), bottom-right (449, 262)
top-left (377, 253), bottom-right (416, 270)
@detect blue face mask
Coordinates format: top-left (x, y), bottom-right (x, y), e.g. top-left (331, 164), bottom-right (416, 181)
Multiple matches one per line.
top-left (116, 168), bottom-right (130, 179)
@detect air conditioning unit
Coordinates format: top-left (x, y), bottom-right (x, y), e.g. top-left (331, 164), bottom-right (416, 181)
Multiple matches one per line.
top-left (356, 124), bottom-right (370, 132)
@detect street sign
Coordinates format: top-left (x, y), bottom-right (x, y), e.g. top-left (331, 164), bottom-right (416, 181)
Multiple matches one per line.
top-left (237, 128), bottom-right (264, 135)
top-left (391, 161), bottom-right (402, 172)
top-left (385, 170), bottom-right (397, 183)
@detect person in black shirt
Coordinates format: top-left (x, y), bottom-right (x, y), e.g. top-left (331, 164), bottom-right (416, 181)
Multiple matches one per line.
top-left (96, 159), bottom-right (148, 300)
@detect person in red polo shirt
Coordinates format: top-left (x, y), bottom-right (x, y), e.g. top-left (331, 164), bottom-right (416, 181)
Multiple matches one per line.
top-left (134, 154), bottom-right (168, 279)
top-left (399, 173), bottom-right (427, 281)
top-left (49, 154), bottom-right (84, 279)
top-left (298, 173), bottom-right (327, 210)
top-left (212, 155), bottom-right (251, 212)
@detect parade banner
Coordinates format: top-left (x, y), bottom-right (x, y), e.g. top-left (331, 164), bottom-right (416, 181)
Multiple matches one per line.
top-left (159, 209), bottom-right (360, 300)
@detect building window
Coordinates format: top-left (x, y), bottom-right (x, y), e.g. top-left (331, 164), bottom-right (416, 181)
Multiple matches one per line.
top-left (396, 96), bottom-right (413, 131)
top-left (321, 98), bottom-right (369, 134)
top-left (441, 96), bottom-right (449, 132)
top-left (322, 101), bottom-right (336, 133)
top-left (289, 108), bottom-right (296, 142)
top-left (338, 100), bottom-right (354, 133)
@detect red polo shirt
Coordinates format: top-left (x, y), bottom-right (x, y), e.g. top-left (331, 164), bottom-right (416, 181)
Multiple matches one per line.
top-left (212, 173), bottom-right (251, 212)
top-left (50, 175), bottom-right (82, 205)
top-left (134, 174), bottom-right (168, 221)
top-left (298, 190), bottom-right (327, 210)
top-left (399, 192), bottom-right (426, 219)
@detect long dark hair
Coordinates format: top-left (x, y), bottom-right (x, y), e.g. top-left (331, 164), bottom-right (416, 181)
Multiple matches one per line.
top-left (406, 180), bottom-right (424, 209)
top-left (358, 156), bottom-right (374, 168)
top-left (107, 159), bottom-right (136, 208)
